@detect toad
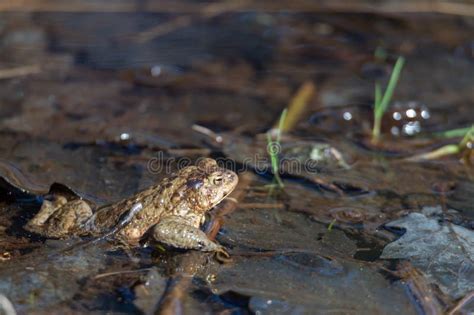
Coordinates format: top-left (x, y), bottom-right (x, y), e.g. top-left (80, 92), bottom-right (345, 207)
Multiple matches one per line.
top-left (24, 158), bottom-right (238, 255)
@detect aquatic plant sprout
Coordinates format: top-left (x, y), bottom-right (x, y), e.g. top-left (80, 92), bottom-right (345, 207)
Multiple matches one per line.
top-left (327, 219), bottom-right (337, 231)
top-left (267, 108), bottom-right (287, 188)
top-left (407, 125), bottom-right (474, 161)
top-left (372, 56), bottom-right (405, 143)
top-left (434, 126), bottom-right (473, 138)
top-left (459, 125), bottom-right (474, 148)
top-left (374, 47), bottom-right (388, 61)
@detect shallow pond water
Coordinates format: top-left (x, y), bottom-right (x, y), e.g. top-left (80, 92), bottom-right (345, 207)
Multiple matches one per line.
top-left (0, 2), bottom-right (473, 314)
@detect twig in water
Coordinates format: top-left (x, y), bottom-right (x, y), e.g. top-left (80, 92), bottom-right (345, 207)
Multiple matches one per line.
top-left (0, 294), bottom-right (16, 315)
top-left (448, 291), bottom-right (474, 315)
top-left (277, 81), bottom-right (315, 133)
top-left (93, 268), bottom-right (153, 280)
top-left (238, 202), bottom-right (285, 209)
top-left (192, 124), bottom-right (223, 144)
top-left (135, 1), bottom-right (251, 43)
top-left (0, 65), bottom-right (40, 80)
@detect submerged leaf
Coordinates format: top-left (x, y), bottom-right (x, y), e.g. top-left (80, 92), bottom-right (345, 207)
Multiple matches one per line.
top-left (381, 213), bottom-right (474, 298)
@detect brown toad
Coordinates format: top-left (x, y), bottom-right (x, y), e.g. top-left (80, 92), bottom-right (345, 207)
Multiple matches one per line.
top-left (24, 158), bottom-right (238, 254)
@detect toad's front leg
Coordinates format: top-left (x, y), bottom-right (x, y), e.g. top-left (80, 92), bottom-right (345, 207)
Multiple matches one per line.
top-left (152, 216), bottom-right (227, 255)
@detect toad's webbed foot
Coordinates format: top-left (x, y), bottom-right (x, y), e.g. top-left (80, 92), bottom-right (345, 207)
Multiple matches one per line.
top-left (27, 195), bottom-right (68, 227)
top-left (152, 216), bottom-right (227, 254)
top-left (25, 198), bottom-right (93, 238)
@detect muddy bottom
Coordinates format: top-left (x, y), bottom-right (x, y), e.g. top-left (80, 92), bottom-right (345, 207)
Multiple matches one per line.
top-left (0, 2), bottom-right (473, 314)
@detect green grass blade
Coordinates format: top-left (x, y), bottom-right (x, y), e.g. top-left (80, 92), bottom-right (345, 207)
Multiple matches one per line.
top-left (407, 125), bottom-right (473, 161)
top-left (327, 219), bottom-right (337, 231)
top-left (276, 108), bottom-right (287, 143)
top-left (374, 47), bottom-right (387, 61)
top-left (406, 144), bottom-right (460, 161)
top-left (378, 56), bottom-right (405, 116)
top-left (459, 125), bottom-right (474, 149)
top-left (372, 56), bottom-right (405, 143)
top-left (374, 82), bottom-right (382, 109)
top-left (266, 132), bottom-right (284, 188)
top-left (266, 109), bottom-right (288, 189)
top-left (434, 126), bottom-right (473, 138)
top-left (372, 83), bottom-right (383, 139)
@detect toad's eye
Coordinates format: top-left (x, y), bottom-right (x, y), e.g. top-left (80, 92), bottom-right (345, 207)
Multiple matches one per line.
top-left (212, 176), bottom-right (223, 186)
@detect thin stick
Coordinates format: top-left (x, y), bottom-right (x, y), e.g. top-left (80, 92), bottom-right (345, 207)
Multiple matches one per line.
top-left (192, 124), bottom-right (223, 144)
top-left (277, 81), bottom-right (316, 133)
top-left (238, 202), bottom-right (285, 209)
top-left (135, 0), bottom-right (251, 43)
top-left (448, 291), bottom-right (474, 315)
top-left (0, 65), bottom-right (40, 80)
top-left (93, 268), bottom-right (153, 280)
top-left (135, 15), bottom-right (193, 43)
top-left (0, 294), bottom-right (16, 315)
top-left (396, 262), bottom-right (445, 315)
